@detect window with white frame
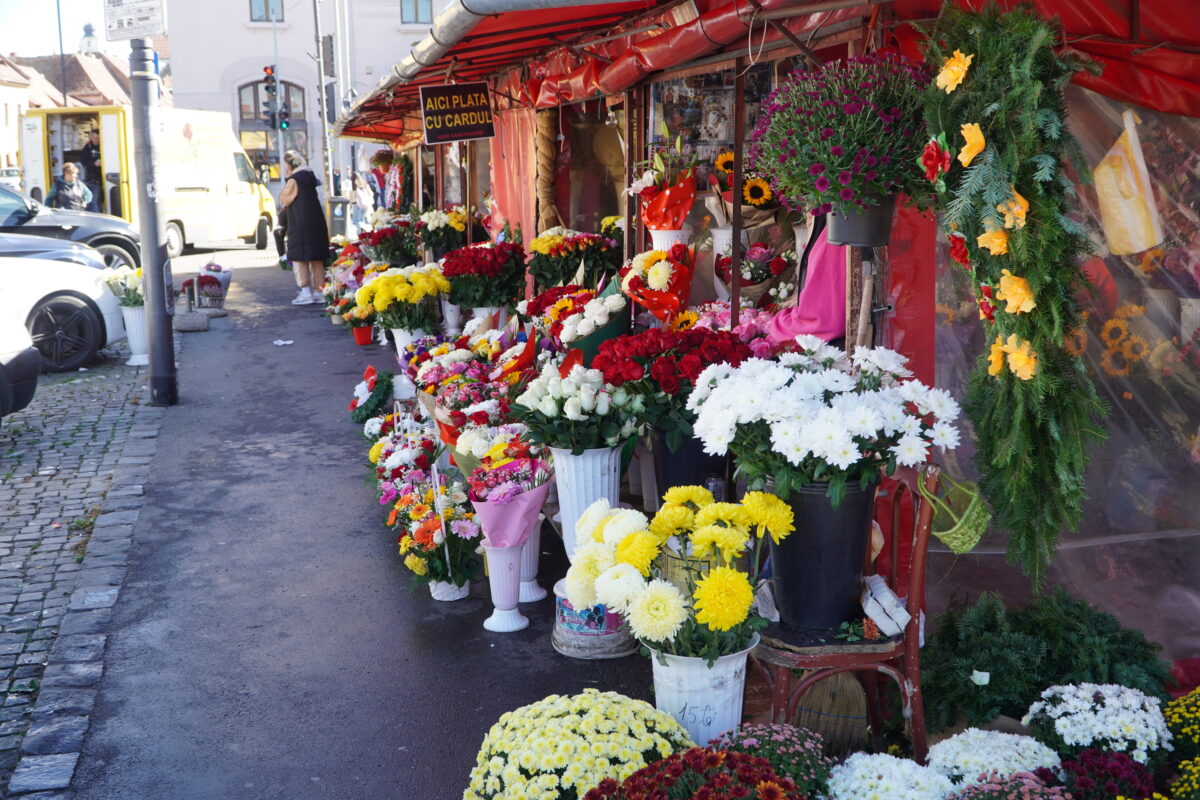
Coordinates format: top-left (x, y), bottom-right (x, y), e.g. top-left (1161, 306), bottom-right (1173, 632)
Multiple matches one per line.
top-left (401, 0), bottom-right (432, 24)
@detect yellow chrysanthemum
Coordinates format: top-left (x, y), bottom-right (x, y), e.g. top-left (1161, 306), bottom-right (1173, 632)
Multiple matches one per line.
top-left (741, 491), bottom-right (794, 544)
top-left (958, 123), bottom-right (985, 168)
top-left (404, 553), bottom-right (428, 575)
top-left (714, 151), bottom-right (736, 174)
top-left (355, 284), bottom-right (376, 308)
top-left (936, 49), bottom-right (974, 93)
top-left (398, 534), bottom-right (414, 553)
top-left (997, 186), bottom-right (1029, 230)
top-left (626, 579), bottom-right (688, 643)
top-left (694, 502), bottom-right (750, 530)
top-left (1003, 334), bottom-right (1038, 381)
top-left (614, 531), bottom-right (661, 577)
top-left (367, 439), bottom-right (387, 464)
top-left (663, 485), bottom-right (714, 509)
top-left (691, 523), bottom-right (749, 563)
top-left (977, 225), bottom-right (1009, 256)
top-left (996, 269), bottom-right (1036, 314)
top-left (646, 259), bottom-right (672, 291)
top-left (693, 566), bottom-right (753, 631)
top-left (742, 177), bottom-right (772, 207)
top-left (988, 336), bottom-right (1007, 377)
top-left (648, 503), bottom-right (694, 543)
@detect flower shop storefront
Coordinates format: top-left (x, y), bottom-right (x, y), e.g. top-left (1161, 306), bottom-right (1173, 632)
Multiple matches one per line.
top-left (325, 0), bottom-right (1200, 797)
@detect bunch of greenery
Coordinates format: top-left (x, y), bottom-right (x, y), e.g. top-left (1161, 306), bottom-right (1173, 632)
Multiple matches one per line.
top-left (921, 590), bottom-right (1172, 733)
top-left (922, 5), bottom-right (1107, 587)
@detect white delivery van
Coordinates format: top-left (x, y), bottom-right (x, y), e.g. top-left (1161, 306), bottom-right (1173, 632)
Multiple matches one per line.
top-left (20, 106), bottom-right (276, 257)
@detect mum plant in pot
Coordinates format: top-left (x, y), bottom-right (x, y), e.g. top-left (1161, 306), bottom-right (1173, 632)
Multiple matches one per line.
top-left (749, 52), bottom-right (930, 247)
top-left (591, 326), bottom-right (752, 495)
top-left (342, 300), bottom-right (377, 345)
top-left (101, 265), bottom-right (148, 366)
top-left (564, 484), bottom-right (795, 744)
top-left (354, 264), bottom-right (450, 355)
top-left (511, 359), bottom-right (641, 559)
top-left (687, 335), bottom-right (962, 631)
top-left (440, 241), bottom-right (526, 323)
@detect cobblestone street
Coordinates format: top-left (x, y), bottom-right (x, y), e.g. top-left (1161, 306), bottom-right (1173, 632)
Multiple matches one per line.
top-left (0, 346), bottom-right (165, 797)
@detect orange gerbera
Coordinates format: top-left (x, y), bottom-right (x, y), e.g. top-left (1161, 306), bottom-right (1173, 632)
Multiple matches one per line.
top-left (413, 517), bottom-right (442, 547)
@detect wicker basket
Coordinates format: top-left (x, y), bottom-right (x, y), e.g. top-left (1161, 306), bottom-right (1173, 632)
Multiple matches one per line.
top-left (919, 473), bottom-right (991, 554)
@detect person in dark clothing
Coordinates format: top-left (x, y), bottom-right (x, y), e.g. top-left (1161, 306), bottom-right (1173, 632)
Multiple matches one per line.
top-left (80, 130), bottom-right (102, 212)
top-left (279, 150), bottom-right (329, 305)
top-left (46, 163), bottom-right (93, 211)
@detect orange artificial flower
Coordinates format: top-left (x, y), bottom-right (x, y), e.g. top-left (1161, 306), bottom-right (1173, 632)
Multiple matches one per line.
top-left (997, 187), bottom-right (1029, 229)
top-left (1004, 334), bottom-right (1039, 380)
top-left (958, 123), bottom-right (985, 168)
top-left (988, 336), bottom-right (1007, 376)
top-left (936, 50), bottom-right (974, 93)
top-left (996, 269), bottom-right (1036, 314)
top-left (977, 226), bottom-right (1009, 256)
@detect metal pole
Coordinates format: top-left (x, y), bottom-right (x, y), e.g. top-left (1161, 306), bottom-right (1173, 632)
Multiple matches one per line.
top-left (622, 90), bottom-right (634, 265)
top-left (312, 0), bottom-right (336, 201)
top-left (464, 142), bottom-right (473, 244)
top-left (730, 57), bottom-right (746, 330)
top-left (129, 38), bottom-right (178, 406)
top-left (271, 2), bottom-right (285, 196)
top-left (55, 0), bottom-right (68, 107)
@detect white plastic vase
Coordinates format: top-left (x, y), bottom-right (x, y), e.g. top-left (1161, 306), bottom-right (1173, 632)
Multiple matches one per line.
top-left (428, 580), bottom-right (470, 602)
top-left (121, 305), bottom-right (149, 366)
top-left (519, 514), bottom-right (547, 603)
top-left (649, 229), bottom-right (689, 251)
top-left (708, 227), bottom-right (749, 255)
top-left (440, 298), bottom-right (464, 335)
top-left (470, 306), bottom-right (507, 327)
top-left (550, 446), bottom-right (622, 560)
top-left (483, 544), bottom-right (527, 632)
top-left (793, 223), bottom-right (812, 251)
top-left (391, 328), bottom-right (426, 358)
top-left (648, 633), bottom-right (759, 745)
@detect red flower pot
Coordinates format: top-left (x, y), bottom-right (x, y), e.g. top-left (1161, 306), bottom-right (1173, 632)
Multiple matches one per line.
top-left (352, 326), bottom-right (373, 345)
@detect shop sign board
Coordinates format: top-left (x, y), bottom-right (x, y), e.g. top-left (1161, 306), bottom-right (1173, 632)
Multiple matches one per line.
top-left (419, 82), bottom-right (495, 146)
top-left (103, 0), bottom-right (166, 40)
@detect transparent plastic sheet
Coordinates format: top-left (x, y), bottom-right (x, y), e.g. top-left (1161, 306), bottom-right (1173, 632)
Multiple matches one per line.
top-left (925, 86), bottom-right (1200, 666)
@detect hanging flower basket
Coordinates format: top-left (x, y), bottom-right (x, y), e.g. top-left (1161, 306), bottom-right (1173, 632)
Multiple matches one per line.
top-left (918, 472), bottom-right (992, 555)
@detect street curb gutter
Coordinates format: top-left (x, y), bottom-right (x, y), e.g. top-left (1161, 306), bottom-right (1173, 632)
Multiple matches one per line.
top-left (5, 385), bottom-right (167, 798)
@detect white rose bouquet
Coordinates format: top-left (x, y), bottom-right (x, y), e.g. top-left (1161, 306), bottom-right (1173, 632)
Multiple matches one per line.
top-left (687, 335), bottom-right (961, 504)
top-left (560, 292), bottom-right (628, 344)
top-left (101, 265), bottom-right (144, 307)
top-left (512, 361), bottom-right (641, 454)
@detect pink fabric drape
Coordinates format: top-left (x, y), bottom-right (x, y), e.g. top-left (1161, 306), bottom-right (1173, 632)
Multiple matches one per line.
top-left (489, 108), bottom-right (537, 245)
top-left (768, 227), bottom-right (847, 344)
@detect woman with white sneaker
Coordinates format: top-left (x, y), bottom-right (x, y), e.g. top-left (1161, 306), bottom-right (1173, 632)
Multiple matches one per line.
top-left (279, 150), bottom-right (330, 305)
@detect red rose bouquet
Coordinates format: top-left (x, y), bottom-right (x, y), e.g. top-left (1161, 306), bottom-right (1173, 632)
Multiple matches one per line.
top-left (584, 748), bottom-right (803, 800)
top-left (360, 220), bottom-right (422, 265)
top-left (619, 243), bottom-right (695, 322)
top-left (516, 286), bottom-right (594, 340)
top-left (441, 242), bottom-right (527, 309)
top-left (592, 327), bottom-right (751, 452)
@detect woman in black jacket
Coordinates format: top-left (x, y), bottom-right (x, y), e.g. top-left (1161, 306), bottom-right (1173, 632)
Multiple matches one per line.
top-left (279, 150), bottom-right (329, 305)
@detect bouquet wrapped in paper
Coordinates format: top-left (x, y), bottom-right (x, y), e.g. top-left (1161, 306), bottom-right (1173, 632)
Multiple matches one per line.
top-left (469, 458), bottom-right (553, 548)
top-left (626, 134), bottom-right (698, 231)
top-left (619, 243), bottom-right (695, 323)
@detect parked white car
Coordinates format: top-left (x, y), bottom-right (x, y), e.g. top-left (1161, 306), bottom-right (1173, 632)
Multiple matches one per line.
top-left (0, 313), bottom-right (40, 421)
top-left (0, 256), bottom-right (126, 372)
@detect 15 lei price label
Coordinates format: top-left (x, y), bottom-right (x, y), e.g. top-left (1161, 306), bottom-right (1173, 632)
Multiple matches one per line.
top-left (677, 703), bottom-right (715, 728)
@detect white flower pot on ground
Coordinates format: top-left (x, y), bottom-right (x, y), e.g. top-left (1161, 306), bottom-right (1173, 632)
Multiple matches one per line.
top-left (549, 445), bottom-right (622, 561)
top-left (647, 633), bottom-right (759, 745)
top-left (441, 298), bottom-right (464, 335)
top-left (201, 267), bottom-right (232, 293)
top-left (519, 514), bottom-right (547, 603)
top-left (649, 229), bottom-right (689, 251)
top-left (391, 328), bottom-right (426, 358)
top-left (428, 580), bottom-right (470, 602)
top-left (121, 305), bottom-right (149, 366)
top-left (483, 544), bottom-right (527, 632)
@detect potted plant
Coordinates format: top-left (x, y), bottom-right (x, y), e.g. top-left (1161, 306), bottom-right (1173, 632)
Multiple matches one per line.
top-left (355, 265), bottom-right (450, 354)
top-left (626, 130), bottom-right (699, 250)
top-left (511, 360), bottom-right (641, 558)
top-left (101, 265), bottom-right (147, 366)
top-left (419, 205), bottom-right (469, 259)
top-left (749, 52), bottom-right (930, 246)
top-left (687, 336), bottom-right (962, 630)
top-left (585, 748), bottom-right (806, 799)
top-left (342, 300), bottom-right (377, 345)
top-left (591, 326), bottom-right (751, 494)
top-left (440, 241), bottom-right (527, 321)
top-left (528, 229), bottom-right (616, 291)
top-left (564, 484), bottom-right (795, 743)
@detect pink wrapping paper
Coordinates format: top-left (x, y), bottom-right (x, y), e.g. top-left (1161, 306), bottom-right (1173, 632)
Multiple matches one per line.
top-left (472, 479), bottom-right (552, 549)
top-left (768, 226), bottom-right (846, 344)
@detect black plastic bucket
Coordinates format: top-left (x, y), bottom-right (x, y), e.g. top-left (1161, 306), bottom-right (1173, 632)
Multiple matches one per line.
top-left (768, 480), bottom-right (877, 631)
top-left (826, 195), bottom-right (896, 247)
top-left (648, 429), bottom-right (727, 496)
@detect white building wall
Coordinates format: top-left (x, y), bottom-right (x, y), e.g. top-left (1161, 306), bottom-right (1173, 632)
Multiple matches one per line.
top-left (0, 84), bottom-right (28, 169)
top-left (165, 0), bottom-right (442, 197)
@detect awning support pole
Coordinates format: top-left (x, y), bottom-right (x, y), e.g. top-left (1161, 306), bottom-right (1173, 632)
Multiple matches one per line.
top-left (623, 89), bottom-right (635, 265)
top-left (730, 56), bottom-right (745, 331)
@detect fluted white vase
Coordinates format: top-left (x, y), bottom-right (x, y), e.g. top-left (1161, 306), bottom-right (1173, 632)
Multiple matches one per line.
top-left (483, 544), bottom-right (527, 632)
top-left (391, 328), bottom-right (426, 358)
top-left (121, 305), bottom-right (149, 366)
top-left (441, 299), bottom-right (464, 335)
top-left (549, 445), bottom-right (622, 561)
top-left (519, 514), bottom-right (547, 603)
top-left (649, 229), bottom-right (689, 251)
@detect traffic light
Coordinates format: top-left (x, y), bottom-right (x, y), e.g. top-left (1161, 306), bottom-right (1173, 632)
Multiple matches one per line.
top-left (263, 64), bottom-right (277, 96)
top-left (278, 103), bottom-right (291, 130)
top-left (261, 99), bottom-right (277, 129)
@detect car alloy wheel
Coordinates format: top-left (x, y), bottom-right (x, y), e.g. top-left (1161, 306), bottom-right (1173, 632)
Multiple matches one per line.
top-left (27, 295), bottom-right (102, 372)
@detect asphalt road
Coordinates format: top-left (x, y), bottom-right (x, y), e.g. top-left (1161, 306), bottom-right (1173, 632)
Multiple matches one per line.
top-left (72, 257), bottom-right (648, 799)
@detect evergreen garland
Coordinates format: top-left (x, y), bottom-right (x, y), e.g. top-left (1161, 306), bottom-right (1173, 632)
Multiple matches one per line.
top-left (922, 4), bottom-right (1107, 588)
top-left (350, 370), bottom-right (394, 425)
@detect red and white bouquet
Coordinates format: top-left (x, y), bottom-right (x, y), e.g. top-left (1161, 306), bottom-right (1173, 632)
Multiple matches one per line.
top-left (619, 243), bottom-right (695, 322)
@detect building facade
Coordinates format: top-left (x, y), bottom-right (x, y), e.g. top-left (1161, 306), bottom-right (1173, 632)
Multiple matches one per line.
top-left (166, 0), bottom-right (445, 197)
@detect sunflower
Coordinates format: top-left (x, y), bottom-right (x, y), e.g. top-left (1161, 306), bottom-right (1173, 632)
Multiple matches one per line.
top-left (667, 310), bottom-right (699, 331)
top-left (1122, 334), bottom-right (1149, 363)
top-left (1063, 327), bottom-right (1087, 357)
top-left (714, 151), bottom-right (736, 174)
top-left (743, 177), bottom-right (773, 207)
top-left (1101, 348), bottom-right (1131, 377)
top-left (1100, 318), bottom-right (1129, 346)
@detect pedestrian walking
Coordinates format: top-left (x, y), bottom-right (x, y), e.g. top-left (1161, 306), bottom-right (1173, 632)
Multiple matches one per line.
top-left (45, 162), bottom-right (93, 211)
top-left (351, 172), bottom-right (372, 234)
top-left (279, 150), bottom-right (329, 306)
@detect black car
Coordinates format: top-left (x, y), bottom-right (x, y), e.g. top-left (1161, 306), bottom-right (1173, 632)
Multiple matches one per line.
top-left (0, 231), bottom-right (107, 269)
top-left (0, 321), bottom-right (40, 422)
top-left (0, 185), bottom-right (139, 270)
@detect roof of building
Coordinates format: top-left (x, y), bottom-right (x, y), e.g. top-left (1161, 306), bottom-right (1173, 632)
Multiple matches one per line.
top-left (11, 53), bottom-right (131, 105)
top-left (0, 55), bottom-right (31, 88)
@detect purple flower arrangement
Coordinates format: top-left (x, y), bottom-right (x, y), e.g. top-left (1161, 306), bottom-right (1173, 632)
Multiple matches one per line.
top-left (1034, 748), bottom-right (1154, 800)
top-left (748, 52), bottom-right (930, 217)
top-left (709, 723), bottom-right (834, 798)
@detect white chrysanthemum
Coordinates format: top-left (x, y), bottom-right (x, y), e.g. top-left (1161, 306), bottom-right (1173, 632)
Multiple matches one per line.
top-left (929, 422), bottom-right (961, 450)
top-left (574, 499), bottom-right (614, 544)
top-left (563, 542), bottom-right (616, 609)
top-left (594, 508), bottom-right (649, 548)
top-left (363, 416), bottom-right (385, 438)
top-left (646, 260), bottom-right (672, 290)
top-left (1021, 683), bottom-right (1172, 763)
top-left (593, 564), bottom-right (647, 613)
top-left (927, 728), bottom-right (1061, 786)
top-left (827, 753), bottom-right (953, 800)
top-left (626, 579), bottom-right (688, 643)
top-left (893, 434), bottom-right (929, 467)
